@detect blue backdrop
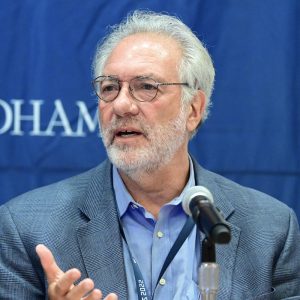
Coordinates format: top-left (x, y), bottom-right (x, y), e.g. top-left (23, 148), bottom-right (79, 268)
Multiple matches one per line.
top-left (0, 0), bottom-right (299, 221)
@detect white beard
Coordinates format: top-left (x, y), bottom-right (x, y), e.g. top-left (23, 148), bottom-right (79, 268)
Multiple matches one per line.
top-left (100, 105), bottom-right (188, 177)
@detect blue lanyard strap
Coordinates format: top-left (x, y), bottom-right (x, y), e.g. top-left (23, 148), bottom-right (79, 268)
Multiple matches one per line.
top-left (119, 217), bottom-right (195, 300)
top-left (155, 217), bottom-right (194, 288)
top-left (127, 246), bottom-right (151, 300)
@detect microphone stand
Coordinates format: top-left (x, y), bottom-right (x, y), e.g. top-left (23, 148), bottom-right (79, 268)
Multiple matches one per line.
top-left (199, 237), bottom-right (219, 300)
top-left (191, 201), bottom-right (231, 299)
top-left (183, 187), bottom-right (231, 299)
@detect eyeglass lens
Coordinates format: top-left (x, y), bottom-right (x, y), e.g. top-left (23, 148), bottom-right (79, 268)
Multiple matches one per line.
top-left (94, 77), bottom-right (158, 102)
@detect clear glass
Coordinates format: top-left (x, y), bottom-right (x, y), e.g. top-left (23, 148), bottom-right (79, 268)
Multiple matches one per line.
top-left (199, 262), bottom-right (219, 300)
top-left (93, 76), bottom-right (189, 103)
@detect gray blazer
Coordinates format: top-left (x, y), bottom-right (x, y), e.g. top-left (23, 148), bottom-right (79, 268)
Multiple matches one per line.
top-left (0, 159), bottom-right (299, 300)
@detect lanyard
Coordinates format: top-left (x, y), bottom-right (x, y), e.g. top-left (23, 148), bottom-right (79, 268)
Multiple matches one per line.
top-left (119, 217), bottom-right (195, 300)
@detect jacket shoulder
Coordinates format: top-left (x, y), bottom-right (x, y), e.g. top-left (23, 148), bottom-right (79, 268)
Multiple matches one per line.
top-left (1, 160), bottom-right (111, 213)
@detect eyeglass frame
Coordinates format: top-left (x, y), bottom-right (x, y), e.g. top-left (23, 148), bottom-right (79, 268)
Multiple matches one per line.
top-left (92, 75), bottom-right (190, 103)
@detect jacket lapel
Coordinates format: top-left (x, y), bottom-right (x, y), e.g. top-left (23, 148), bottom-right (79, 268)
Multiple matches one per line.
top-left (193, 159), bottom-right (241, 299)
top-left (76, 161), bottom-right (128, 299)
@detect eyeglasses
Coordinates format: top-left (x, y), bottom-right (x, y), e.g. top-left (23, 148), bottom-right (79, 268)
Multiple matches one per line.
top-left (92, 75), bottom-right (189, 103)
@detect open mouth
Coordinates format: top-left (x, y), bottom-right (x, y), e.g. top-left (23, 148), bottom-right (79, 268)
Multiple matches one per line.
top-left (115, 129), bottom-right (143, 138)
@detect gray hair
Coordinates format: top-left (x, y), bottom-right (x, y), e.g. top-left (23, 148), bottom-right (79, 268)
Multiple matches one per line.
top-left (93, 10), bottom-right (215, 122)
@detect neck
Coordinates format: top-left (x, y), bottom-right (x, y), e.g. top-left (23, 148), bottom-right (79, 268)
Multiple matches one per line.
top-left (118, 153), bottom-right (190, 219)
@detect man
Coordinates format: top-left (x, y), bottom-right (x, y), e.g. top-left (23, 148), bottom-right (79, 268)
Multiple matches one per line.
top-left (0, 10), bottom-right (299, 300)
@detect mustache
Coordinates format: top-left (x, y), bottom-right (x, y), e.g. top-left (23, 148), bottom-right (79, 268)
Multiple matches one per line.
top-left (101, 116), bottom-right (149, 142)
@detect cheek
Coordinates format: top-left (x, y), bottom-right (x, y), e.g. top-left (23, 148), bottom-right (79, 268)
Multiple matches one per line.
top-left (99, 103), bottom-right (113, 124)
top-left (151, 102), bottom-right (182, 123)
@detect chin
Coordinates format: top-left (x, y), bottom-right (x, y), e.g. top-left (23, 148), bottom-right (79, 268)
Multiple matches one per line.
top-left (107, 146), bottom-right (163, 175)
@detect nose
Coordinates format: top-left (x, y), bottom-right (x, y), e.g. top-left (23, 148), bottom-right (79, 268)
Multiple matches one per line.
top-left (112, 83), bottom-right (139, 117)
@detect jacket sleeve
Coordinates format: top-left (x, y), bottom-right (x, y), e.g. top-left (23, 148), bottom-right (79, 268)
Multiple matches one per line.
top-left (273, 209), bottom-right (300, 299)
top-left (0, 204), bottom-right (45, 300)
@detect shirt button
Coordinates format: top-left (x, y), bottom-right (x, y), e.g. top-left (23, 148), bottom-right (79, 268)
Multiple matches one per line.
top-left (159, 278), bottom-right (166, 286)
top-left (157, 231), bottom-right (164, 238)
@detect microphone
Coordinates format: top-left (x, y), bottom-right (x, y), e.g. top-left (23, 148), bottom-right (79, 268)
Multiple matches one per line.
top-left (182, 186), bottom-right (231, 244)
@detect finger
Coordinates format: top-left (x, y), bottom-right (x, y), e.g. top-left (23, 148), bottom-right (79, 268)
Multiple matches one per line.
top-left (104, 293), bottom-right (118, 300)
top-left (82, 287), bottom-right (102, 300)
top-left (36, 244), bottom-right (63, 283)
top-left (66, 278), bottom-right (96, 299)
top-left (52, 268), bottom-right (81, 296)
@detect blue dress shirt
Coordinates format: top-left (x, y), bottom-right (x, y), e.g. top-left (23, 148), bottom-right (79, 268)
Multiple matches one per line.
top-left (113, 159), bottom-right (201, 299)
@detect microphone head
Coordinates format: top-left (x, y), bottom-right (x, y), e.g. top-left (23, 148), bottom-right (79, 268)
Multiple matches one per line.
top-left (182, 186), bottom-right (214, 216)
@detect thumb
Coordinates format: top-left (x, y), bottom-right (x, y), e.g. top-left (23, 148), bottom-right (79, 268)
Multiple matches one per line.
top-left (36, 244), bottom-right (64, 283)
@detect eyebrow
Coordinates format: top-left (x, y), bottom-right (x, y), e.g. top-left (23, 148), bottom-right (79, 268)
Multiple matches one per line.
top-left (101, 75), bottom-right (119, 80)
top-left (136, 73), bottom-right (165, 82)
top-left (101, 73), bottom-right (166, 82)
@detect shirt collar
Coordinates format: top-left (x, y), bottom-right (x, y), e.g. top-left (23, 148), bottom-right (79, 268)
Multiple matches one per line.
top-left (113, 156), bottom-right (195, 218)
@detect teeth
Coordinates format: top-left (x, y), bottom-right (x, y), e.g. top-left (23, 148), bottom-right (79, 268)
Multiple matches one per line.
top-left (118, 131), bottom-right (139, 136)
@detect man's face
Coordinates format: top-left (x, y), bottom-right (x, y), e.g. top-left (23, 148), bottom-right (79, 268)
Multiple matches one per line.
top-left (98, 33), bottom-right (191, 175)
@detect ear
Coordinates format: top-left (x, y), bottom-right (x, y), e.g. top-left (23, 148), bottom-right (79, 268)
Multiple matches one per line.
top-left (186, 90), bottom-right (206, 133)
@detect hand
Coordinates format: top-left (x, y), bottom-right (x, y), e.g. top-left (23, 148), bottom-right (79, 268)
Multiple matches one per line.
top-left (36, 244), bottom-right (118, 300)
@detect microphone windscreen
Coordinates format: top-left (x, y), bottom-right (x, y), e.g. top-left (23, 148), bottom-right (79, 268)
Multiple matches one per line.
top-left (182, 186), bottom-right (214, 216)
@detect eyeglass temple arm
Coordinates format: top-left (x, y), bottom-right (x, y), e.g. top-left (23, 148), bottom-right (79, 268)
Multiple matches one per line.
top-left (158, 82), bottom-right (189, 87)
